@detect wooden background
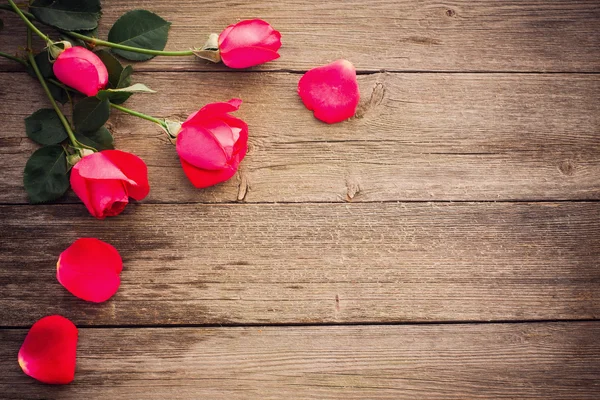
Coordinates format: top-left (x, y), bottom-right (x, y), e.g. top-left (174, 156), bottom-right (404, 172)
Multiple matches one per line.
top-left (0, 1), bottom-right (599, 398)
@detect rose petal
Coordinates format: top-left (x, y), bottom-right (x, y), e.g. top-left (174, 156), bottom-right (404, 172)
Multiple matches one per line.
top-left (57, 238), bottom-right (122, 303)
top-left (221, 47), bottom-right (280, 69)
top-left (176, 125), bottom-right (228, 170)
top-left (219, 19), bottom-right (281, 52)
top-left (101, 150), bottom-right (150, 201)
top-left (180, 158), bottom-right (239, 188)
top-left (18, 315), bottom-right (78, 385)
top-left (218, 19), bottom-right (281, 69)
top-left (53, 47), bottom-right (108, 96)
top-left (87, 179), bottom-right (129, 219)
top-left (185, 99), bottom-right (242, 124)
top-left (75, 152), bottom-right (135, 184)
top-left (298, 59), bottom-right (360, 124)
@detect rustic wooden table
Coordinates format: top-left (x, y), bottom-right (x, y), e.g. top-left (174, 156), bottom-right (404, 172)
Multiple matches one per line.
top-left (1, 1), bottom-right (599, 398)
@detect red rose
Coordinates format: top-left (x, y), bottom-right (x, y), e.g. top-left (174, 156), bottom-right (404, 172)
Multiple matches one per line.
top-left (53, 47), bottom-right (108, 96)
top-left (218, 19), bottom-right (282, 68)
top-left (176, 99), bottom-right (248, 188)
top-left (298, 59), bottom-right (360, 124)
top-left (18, 315), bottom-right (78, 385)
top-left (70, 150), bottom-right (150, 219)
top-left (57, 238), bottom-right (123, 303)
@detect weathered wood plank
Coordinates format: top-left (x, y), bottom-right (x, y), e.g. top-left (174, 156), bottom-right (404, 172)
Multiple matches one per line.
top-left (1, 72), bottom-right (598, 203)
top-left (1, 1), bottom-right (599, 72)
top-left (1, 323), bottom-right (599, 399)
top-left (0, 202), bottom-right (598, 326)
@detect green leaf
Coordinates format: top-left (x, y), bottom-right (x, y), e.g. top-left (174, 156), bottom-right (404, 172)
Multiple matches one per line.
top-left (30, 0), bottom-right (101, 31)
top-left (107, 83), bottom-right (156, 93)
top-left (73, 97), bottom-right (110, 133)
top-left (75, 126), bottom-right (114, 151)
top-left (95, 50), bottom-right (123, 88)
top-left (26, 50), bottom-right (53, 79)
top-left (23, 145), bottom-right (69, 204)
top-left (117, 65), bottom-right (133, 88)
top-left (25, 109), bottom-right (68, 145)
top-left (107, 10), bottom-right (171, 61)
top-left (25, 50), bottom-right (69, 104)
top-left (96, 90), bottom-right (132, 105)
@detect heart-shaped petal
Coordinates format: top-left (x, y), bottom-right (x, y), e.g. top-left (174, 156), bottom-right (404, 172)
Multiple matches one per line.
top-left (298, 59), bottom-right (360, 124)
top-left (18, 315), bottom-right (78, 384)
top-left (57, 238), bottom-right (123, 303)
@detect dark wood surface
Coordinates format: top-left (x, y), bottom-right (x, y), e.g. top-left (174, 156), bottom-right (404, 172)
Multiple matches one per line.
top-left (0, 0), bottom-right (598, 398)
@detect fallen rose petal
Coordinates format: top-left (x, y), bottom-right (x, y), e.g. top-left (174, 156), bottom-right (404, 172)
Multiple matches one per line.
top-left (298, 59), bottom-right (360, 124)
top-left (57, 238), bottom-right (123, 303)
top-left (18, 315), bottom-right (78, 385)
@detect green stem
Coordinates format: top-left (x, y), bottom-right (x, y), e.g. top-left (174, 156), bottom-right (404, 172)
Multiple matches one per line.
top-left (0, 4), bottom-right (34, 18)
top-left (110, 103), bottom-right (167, 128)
top-left (7, 0), bottom-right (51, 44)
top-left (66, 31), bottom-right (194, 56)
top-left (0, 50), bottom-right (27, 65)
top-left (26, 28), bottom-right (79, 148)
top-left (1, 4), bottom-right (194, 57)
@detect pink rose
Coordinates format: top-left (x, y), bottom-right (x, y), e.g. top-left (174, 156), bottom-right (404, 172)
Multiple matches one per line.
top-left (53, 47), bottom-right (108, 96)
top-left (70, 150), bottom-right (150, 219)
top-left (176, 99), bottom-right (248, 188)
top-left (218, 19), bottom-right (282, 68)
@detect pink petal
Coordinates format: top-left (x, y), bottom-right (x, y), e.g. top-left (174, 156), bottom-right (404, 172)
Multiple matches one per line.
top-left (70, 158), bottom-right (129, 219)
top-left (218, 19), bottom-right (281, 69)
top-left (86, 179), bottom-right (129, 219)
top-left (74, 152), bottom-right (134, 184)
top-left (53, 47), bottom-right (108, 96)
top-left (57, 238), bottom-right (122, 303)
top-left (101, 150), bottom-right (150, 201)
top-left (185, 99), bottom-right (242, 124)
top-left (221, 47), bottom-right (280, 69)
top-left (18, 315), bottom-right (78, 385)
top-left (298, 59), bottom-right (360, 124)
top-left (180, 158), bottom-right (239, 189)
top-left (176, 125), bottom-right (228, 170)
top-left (219, 19), bottom-right (281, 52)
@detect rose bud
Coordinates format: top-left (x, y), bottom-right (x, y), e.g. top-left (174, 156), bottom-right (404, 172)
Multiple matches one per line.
top-left (53, 46), bottom-right (108, 96)
top-left (70, 150), bottom-right (150, 219)
top-left (298, 59), bottom-right (360, 124)
top-left (218, 19), bottom-right (282, 68)
top-left (176, 99), bottom-right (248, 188)
top-left (18, 315), bottom-right (78, 385)
top-left (57, 238), bottom-right (123, 303)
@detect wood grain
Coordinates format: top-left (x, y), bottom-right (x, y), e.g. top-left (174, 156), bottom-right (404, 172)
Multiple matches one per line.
top-left (0, 202), bottom-right (598, 326)
top-left (1, 1), bottom-right (600, 72)
top-left (1, 72), bottom-right (599, 204)
top-left (1, 323), bottom-right (599, 399)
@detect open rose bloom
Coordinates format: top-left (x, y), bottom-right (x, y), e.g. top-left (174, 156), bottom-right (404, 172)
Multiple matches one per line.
top-left (70, 150), bottom-right (150, 219)
top-left (176, 99), bottom-right (248, 188)
top-left (57, 238), bottom-right (123, 303)
top-left (18, 315), bottom-right (78, 384)
top-left (53, 47), bottom-right (108, 96)
top-left (218, 19), bottom-right (281, 68)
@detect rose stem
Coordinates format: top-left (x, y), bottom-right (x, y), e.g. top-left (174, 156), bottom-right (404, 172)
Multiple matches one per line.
top-left (7, 0), bottom-right (52, 45)
top-left (109, 103), bottom-right (168, 130)
top-left (25, 28), bottom-right (79, 149)
top-left (1, 4), bottom-right (195, 57)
